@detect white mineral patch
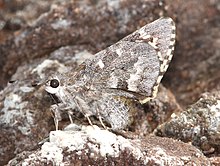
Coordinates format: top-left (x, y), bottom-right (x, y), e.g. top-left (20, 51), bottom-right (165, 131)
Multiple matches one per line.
top-left (208, 100), bottom-right (220, 132)
top-left (19, 86), bottom-right (35, 93)
top-left (192, 125), bottom-right (201, 136)
top-left (106, 0), bottom-right (120, 10)
top-left (19, 125), bottom-right (195, 165)
top-left (37, 125), bottom-right (146, 164)
top-left (1, 93), bottom-right (34, 135)
top-left (41, 142), bottom-right (64, 165)
top-left (73, 50), bottom-right (93, 64)
top-left (51, 47), bottom-right (93, 65)
top-left (209, 100), bottom-right (220, 116)
top-left (32, 59), bottom-right (67, 78)
top-left (51, 19), bottom-right (71, 30)
top-left (22, 143), bottom-right (64, 166)
top-left (1, 94), bottom-right (23, 124)
top-left (49, 130), bottom-right (87, 151)
top-left (149, 147), bottom-right (184, 165)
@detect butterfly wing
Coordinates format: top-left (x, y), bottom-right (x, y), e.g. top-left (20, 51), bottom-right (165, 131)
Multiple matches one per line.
top-left (67, 18), bottom-right (175, 103)
top-left (45, 18), bottom-right (176, 130)
top-left (88, 41), bottom-right (160, 99)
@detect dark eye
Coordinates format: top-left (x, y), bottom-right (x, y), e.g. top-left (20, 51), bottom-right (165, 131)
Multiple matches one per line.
top-left (50, 79), bottom-right (59, 88)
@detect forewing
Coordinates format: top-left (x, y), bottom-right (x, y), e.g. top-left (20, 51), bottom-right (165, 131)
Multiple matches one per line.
top-left (89, 41), bottom-right (160, 99)
top-left (72, 18), bottom-right (175, 102)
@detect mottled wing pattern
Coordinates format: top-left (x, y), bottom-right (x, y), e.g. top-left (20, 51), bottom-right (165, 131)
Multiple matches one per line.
top-left (82, 18), bottom-right (175, 102)
top-left (45, 18), bottom-right (176, 130)
top-left (89, 41), bottom-right (160, 99)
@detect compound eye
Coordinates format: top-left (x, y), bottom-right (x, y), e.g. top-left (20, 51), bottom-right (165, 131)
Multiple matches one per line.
top-left (50, 79), bottom-right (59, 88)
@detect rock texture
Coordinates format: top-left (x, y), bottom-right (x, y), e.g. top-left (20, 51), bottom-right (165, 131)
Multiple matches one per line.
top-left (8, 125), bottom-right (210, 166)
top-left (155, 92), bottom-right (220, 155)
top-left (0, 0), bottom-right (220, 165)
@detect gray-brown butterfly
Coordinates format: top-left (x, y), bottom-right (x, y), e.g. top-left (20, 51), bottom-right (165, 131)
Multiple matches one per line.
top-left (45, 17), bottom-right (176, 130)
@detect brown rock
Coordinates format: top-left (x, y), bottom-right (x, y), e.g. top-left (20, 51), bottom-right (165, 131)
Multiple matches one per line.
top-left (155, 91), bottom-right (220, 155)
top-left (164, 0), bottom-right (220, 107)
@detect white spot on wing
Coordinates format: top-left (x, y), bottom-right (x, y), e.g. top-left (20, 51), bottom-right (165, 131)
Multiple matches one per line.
top-left (140, 34), bottom-right (151, 40)
top-left (116, 48), bottom-right (122, 56)
top-left (127, 57), bottom-right (143, 91)
top-left (127, 74), bottom-right (138, 91)
top-left (96, 59), bottom-right (105, 69)
top-left (108, 74), bottom-right (118, 88)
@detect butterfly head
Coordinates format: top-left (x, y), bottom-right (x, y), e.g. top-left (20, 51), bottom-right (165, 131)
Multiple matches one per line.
top-left (45, 76), bottom-right (61, 95)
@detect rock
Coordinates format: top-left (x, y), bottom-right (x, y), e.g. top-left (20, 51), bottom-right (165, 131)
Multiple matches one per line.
top-left (164, 0), bottom-right (220, 106)
top-left (8, 125), bottom-right (210, 166)
top-left (155, 91), bottom-right (220, 155)
top-left (134, 85), bottom-right (182, 137)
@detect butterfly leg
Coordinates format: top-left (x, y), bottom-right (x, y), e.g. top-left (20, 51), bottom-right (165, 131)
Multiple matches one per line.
top-left (85, 114), bottom-right (94, 127)
top-left (50, 103), bottom-right (74, 130)
top-left (97, 111), bottom-right (108, 130)
top-left (94, 104), bottom-right (108, 130)
top-left (50, 104), bottom-right (62, 130)
top-left (67, 110), bottom-right (73, 124)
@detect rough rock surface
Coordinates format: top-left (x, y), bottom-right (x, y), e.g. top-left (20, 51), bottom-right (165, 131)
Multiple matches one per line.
top-left (155, 91), bottom-right (220, 155)
top-left (8, 125), bottom-right (210, 166)
top-left (0, 0), bottom-right (220, 165)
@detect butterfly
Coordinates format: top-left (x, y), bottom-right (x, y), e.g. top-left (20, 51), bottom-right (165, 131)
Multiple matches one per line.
top-left (45, 17), bottom-right (176, 130)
